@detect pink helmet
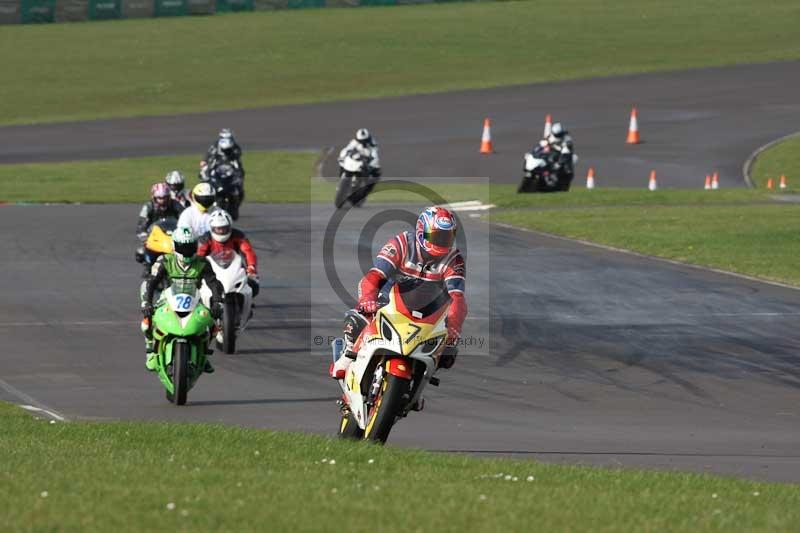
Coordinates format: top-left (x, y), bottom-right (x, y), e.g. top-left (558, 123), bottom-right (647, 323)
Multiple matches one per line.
top-left (151, 182), bottom-right (170, 210)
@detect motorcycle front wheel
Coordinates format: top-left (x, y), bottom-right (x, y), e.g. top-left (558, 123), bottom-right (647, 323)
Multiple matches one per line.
top-left (221, 300), bottom-right (237, 354)
top-left (170, 341), bottom-right (190, 406)
top-left (334, 174), bottom-right (352, 209)
top-left (363, 374), bottom-right (410, 444)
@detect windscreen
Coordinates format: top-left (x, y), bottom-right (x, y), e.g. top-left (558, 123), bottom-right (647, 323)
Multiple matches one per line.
top-left (210, 249), bottom-right (236, 269)
top-left (395, 278), bottom-right (450, 317)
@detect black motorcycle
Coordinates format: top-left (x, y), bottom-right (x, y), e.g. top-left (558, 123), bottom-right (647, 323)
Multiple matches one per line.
top-left (207, 162), bottom-right (244, 220)
top-left (517, 148), bottom-right (574, 193)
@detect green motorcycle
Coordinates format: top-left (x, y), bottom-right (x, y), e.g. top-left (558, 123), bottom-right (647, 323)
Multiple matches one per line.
top-left (151, 278), bottom-right (215, 405)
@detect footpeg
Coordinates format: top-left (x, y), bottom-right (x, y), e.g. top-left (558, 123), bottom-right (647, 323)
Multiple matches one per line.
top-left (429, 377), bottom-right (440, 387)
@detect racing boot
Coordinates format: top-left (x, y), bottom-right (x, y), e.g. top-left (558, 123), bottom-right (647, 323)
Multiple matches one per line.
top-left (203, 359), bottom-right (215, 374)
top-left (329, 310), bottom-right (367, 379)
top-left (144, 340), bottom-right (157, 371)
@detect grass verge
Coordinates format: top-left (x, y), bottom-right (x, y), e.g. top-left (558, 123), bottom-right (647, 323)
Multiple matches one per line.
top-left (2, 402), bottom-right (798, 532)
top-left (750, 133), bottom-right (800, 191)
top-left (493, 200), bottom-right (800, 285)
top-left (2, 0), bottom-right (800, 125)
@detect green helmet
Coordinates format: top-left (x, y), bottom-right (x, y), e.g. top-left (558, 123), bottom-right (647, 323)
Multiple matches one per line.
top-left (172, 226), bottom-right (198, 267)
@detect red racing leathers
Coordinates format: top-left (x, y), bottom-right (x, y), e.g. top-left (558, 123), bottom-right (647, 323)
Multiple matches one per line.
top-left (197, 229), bottom-right (258, 276)
top-left (353, 230), bottom-right (467, 353)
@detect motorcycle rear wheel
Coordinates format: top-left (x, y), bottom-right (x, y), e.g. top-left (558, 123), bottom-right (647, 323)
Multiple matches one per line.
top-left (363, 374), bottom-right (410, 444)
top-left (337, 411), bottom-right (364, 440)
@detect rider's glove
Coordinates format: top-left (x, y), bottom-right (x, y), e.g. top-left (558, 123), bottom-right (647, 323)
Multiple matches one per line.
top-left (210, 302), bottom-right (224, 320)
top-left (141, 302), bottom-right (154, 318)
top-left (358, 299), bottom-right (379, 315)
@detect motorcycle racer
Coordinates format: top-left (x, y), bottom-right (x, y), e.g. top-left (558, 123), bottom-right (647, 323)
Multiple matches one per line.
top-left (165, 170), bottom-right (191, 208)
top-left (197, 210), bottom-right (261, 297)
top-left (141, 226), bottom-right (225, 373)
top-left (178, 182), bottom-right (217, 238)
top-left (540, 122), bottom-right (576, 175)
top-left (330, 206), bottom-right (467, 379)
top-left (136, 183), bottom-right (184, 239)
top-left (204, 128), bottom-right (244, 177)
top-left (338, 128), bottom-right (381, 179)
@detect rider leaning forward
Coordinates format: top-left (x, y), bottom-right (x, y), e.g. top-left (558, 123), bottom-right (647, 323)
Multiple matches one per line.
top-left (140, 226), bottom-right (225, 374)
top-left (330, 205), bottom-right (467, 379)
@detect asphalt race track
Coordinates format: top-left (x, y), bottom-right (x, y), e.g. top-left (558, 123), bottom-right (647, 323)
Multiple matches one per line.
top-left (2, 203), bottom-right (800, 482)
top-left (1, 63), bottom-right (800, 483)
top-left (1, 61), bottom-right (800, 188)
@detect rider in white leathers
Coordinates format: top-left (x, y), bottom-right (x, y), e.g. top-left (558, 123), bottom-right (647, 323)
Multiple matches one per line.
top-left (178, 182), bottom-right (217, 238)
top-left (338, 128), bottom-right (381, 178)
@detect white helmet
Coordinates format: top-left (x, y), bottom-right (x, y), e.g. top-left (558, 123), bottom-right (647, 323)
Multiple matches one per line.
top-left (355, 128), bottom-right (372, 146)
top-left (165, 170), bottom-right (185, 192)
top-left (208, 209), bottom-right (233, 243)
top-left (219, 128), bottom-right (233, 140)
top-left (550, 122), bottom-right (565, 138)
top-left (172, 226), bottom-right (198, 268)
top-left (218, 137), bottom-right (234, 151)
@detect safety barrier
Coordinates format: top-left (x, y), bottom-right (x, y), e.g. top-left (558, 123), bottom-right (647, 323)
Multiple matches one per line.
top-left (0, 0), bottom-right (461, 23)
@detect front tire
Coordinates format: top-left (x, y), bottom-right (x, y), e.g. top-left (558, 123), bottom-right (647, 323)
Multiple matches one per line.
top-left (172, 342), bottom-right (190, 406)
top-left (221, 300), bottom-right (237, 354)
top-left (363, 374), bottom-right (410, 444)
top-left (334, 174), bottom-right (352, 208)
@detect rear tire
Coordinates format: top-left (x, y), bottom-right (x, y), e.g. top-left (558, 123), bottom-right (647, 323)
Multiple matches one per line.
top-left (363, 374), bottom-right (410, 444)
top-left (337, 411), bottom-right (364, 440)
top-left (173, 342), bottom-right (189, 406)
top-left (222, 300), bottom-right (237, 354)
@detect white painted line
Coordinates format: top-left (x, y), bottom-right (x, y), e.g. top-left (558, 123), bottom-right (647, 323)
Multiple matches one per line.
top-left (0, 377), bottom-right (67, 421)
top-left (448, 200), bottom-right (483, 208)
top-left (19, 405), bottom-right (67, 422)
top-left (452, 203), bottom-right (496, 212)
top-left (0, 320), bottom-right (130, 328)
top-left (492, 222), bottom-right (800, 292)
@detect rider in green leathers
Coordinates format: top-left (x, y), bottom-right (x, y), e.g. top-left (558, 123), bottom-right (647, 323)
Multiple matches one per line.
top-left (140, 226), bottom-right (225, 373)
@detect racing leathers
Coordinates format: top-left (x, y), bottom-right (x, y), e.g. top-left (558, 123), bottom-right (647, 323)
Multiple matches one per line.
top-left (541, 132), bottom-right (576, 175)
top-left (171, 188), bottom-right (192, 209)
top-left (197, 229), bottom-right (261, 297)
top-left (141, 253), bottom-right (225, 371)
top-left (136, 199), bottom-right (184, 240)
top-left (338, 139), bottom-right (381, 178)
top-left (332, 230), bottom-right (467, 378)
top-left (177, 204), bottom-right (215, 239)
top-left (203, 144), bottom-right (244, 180)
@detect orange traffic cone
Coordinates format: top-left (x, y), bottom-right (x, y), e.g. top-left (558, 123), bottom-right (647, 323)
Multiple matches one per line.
top-left (767, 178), bottom-right (774, 190)
top-left (586, 167), bottom-right (596, 189)
top-left (543, 114), bottom-right (552, 138)
top-left (480, 118), bottom-right (493, 154)
top-left (780, 175), bottom-right (787, 189)
top-left (648, 170), bottom-right (657, 191)
top-left (704, 175), bottom-right (711, 190)
top-left (626, 107), bottom-right (640, 144)
top-left (711, 172), bottom-right (719, 190)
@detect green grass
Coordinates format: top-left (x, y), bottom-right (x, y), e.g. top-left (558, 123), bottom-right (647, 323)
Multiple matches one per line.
top-left (750, 134), bottom-right (800, 190)
top-left (2, 0), bottom-right (800, 125)
top-left (0, 151), bottom-right (318, 203)
top-left (494, 202), bottom-right (800, 285)
top-left (2, 403), bottom-right (798, 532)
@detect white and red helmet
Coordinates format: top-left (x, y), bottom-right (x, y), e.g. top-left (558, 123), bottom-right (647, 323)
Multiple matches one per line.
top-left (151, 182), bottom-right (170, 210)
top-left (415, 206), bottom-right (457, 258)
top-left (208, 209), bottom-right (233, 243)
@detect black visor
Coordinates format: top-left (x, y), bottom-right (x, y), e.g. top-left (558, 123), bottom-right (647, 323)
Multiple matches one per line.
top-left (174, 241), bottom-right (197, 258)
top-left (196, 195), bottom-right (215, 208)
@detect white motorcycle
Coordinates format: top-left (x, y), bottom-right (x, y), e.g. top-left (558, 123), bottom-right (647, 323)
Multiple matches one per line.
top-left (518, 143), bottom-right (578, 193)
top-left (200, 249), bottom-right (253, 354)
top-left (334, 149), bottom-right (378, 209)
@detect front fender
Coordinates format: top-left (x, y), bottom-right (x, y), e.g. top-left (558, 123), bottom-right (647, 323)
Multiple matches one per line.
top-left (385, 358), bottom-right (413, 380)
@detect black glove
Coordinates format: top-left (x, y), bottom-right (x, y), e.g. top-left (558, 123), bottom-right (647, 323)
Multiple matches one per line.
top-left (141, 302), bottom-right (154, 318)
top-left (210, 302), bottom-right (224, 319)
